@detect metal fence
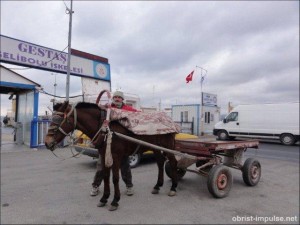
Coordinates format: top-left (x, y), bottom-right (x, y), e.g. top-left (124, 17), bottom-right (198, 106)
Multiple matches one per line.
top-left (174, 121), bottom-right (194, 134)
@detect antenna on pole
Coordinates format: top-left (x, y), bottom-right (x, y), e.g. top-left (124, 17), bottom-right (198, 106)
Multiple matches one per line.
top-left (196, 65), bottom-right (208, 136)
top-left (65, 0), bottom-right (74, 101)
top-left (52, 73), bottom-right (57, 105)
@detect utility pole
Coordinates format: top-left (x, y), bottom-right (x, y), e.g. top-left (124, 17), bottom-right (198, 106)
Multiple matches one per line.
top-left (196, 66), bottom-right (207, 136)
top-left (65, 0), bottom-right (74, 101)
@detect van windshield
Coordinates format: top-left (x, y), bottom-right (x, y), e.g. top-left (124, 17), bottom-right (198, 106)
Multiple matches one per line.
top-left (226, 112), bottom-right (238, 122)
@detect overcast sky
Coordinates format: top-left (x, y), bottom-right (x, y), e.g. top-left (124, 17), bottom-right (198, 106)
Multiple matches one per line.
top-left (1, 1), bottom-right (299, 116)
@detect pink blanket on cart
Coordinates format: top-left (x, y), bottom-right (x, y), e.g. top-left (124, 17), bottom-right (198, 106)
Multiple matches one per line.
top-left (110, 108), bottom-right (181, 135)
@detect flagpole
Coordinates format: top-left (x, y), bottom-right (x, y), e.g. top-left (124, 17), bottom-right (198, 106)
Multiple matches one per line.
top-left (196, 66), bottom-right (207, 136)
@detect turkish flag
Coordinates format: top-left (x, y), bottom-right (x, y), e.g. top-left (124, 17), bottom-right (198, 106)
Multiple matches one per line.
top-left (186, 70), bottom-right (194, 83)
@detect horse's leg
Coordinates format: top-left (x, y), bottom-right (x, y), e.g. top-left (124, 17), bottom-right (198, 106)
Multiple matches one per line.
top-left (91, 155), bottom-right (103, 196)
top-left (109, 159), bottom-right (121, 211)
top-left (167, 154), bottom-right (178, 196)
top-left (151, 153), bottom-right (165, 194)
top-left (97, 166), bottom-right (110, 207)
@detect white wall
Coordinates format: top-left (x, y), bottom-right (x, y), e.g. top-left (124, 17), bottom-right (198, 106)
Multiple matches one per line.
top-left (172, 104), bottom-right (220, 135)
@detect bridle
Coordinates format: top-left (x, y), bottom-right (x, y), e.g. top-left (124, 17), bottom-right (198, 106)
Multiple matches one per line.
top-left (48, 102), bottom-right (109, 160)
top-left (47, 103), bottom-right (82, 159)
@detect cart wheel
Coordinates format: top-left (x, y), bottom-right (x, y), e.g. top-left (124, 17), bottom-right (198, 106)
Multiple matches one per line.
top-left (242, 158), bottom-right (261, 186)
top-left (165, 160), bottom-right (186, 180)
top-left (207, 165), bottom-right (233, 198)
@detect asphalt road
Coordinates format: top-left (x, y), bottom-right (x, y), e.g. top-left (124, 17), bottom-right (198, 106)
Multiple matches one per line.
top-left (1, 141), bottom-right (299, 224)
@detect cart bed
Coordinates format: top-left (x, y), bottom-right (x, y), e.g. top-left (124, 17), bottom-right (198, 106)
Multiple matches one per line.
top-left (175, 139), bottom-right (259, 157)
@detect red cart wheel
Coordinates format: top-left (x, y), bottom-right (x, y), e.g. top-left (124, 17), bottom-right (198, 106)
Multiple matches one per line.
top-left (242, 158), bottom-right (261, 186)
top-left (207, 165), bottom-right (233, 198)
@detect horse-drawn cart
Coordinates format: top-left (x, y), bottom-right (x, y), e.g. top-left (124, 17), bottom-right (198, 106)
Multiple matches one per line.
top-left (114, 132), bottom-right (261, 198)
top-left (45, 97), bottom-right (262, 210)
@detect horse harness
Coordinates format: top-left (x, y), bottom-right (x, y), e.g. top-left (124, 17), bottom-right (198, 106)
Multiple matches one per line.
top-left (49, 102), bottom-right (114, 162)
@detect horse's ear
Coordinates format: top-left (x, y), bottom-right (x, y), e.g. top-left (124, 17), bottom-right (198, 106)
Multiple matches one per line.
top-left (53, 102), bottom-right (62, 111)
top-left (60, 101), bottom-right (69, 111)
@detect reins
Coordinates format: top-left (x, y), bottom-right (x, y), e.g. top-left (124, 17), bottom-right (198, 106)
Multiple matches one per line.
top-left (49, 89), bottom-right (115, 164)
top-left (50, 100), bottom-right (111, 161)
top-left (50, 103), bottom-right (88, 160)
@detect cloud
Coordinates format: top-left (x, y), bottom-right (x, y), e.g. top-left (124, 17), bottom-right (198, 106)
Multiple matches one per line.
top-left (1, 1), bottom-right (299, 116)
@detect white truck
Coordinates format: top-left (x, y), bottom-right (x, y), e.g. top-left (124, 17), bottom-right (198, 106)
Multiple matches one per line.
top-left (213, 102), bottom-right (299, 145)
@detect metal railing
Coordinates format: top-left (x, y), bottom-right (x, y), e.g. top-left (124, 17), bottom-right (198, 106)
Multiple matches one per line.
top-left (174, 121), bottom-right (194, 134)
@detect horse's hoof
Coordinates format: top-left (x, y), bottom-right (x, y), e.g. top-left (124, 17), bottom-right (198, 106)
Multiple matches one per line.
top-left (97, 202), bottom-right (106, 207)
top-left (168, 191), bottom-right (176, 196)
top-left (109, 205), bottom-right (118, 211)
top-left (151, 189), bottom-right (159, 194)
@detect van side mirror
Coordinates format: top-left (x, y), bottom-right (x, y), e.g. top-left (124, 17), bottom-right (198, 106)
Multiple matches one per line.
top-left (223, 118), bottom-right (227, 123)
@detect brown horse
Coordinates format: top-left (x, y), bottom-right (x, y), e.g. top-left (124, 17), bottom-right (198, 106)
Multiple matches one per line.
top-left (45, 101), bottom-right (179, 211)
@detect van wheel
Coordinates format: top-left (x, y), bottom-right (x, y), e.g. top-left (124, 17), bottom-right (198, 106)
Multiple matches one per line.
top-left (280, 134), bottom-right (295, 146)
top-left (217, 130), bottom-right (229, 140)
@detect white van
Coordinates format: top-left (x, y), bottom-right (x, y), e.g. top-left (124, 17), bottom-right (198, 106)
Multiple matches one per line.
top-left (213, 102), bottom-right (299, 145)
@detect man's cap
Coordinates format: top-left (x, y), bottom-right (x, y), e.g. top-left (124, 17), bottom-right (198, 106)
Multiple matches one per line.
top-left (113, 91), bottom-right (124, 99)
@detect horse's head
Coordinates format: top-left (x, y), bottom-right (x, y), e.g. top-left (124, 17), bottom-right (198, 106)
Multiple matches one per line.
top-left (45, 101), bottom-right (108, 151)
top-left (45, 101), bottom-right (76, 151)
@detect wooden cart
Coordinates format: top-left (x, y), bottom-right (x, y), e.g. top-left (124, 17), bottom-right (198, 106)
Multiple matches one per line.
top-left (114, 132), bottom-right (261, 198)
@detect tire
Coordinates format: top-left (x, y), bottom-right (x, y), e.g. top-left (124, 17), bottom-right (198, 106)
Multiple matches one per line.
top-left (280, 134), bottom-right (295, 146)
top-left (207, 165), bottom-right (233, 198)
top-left (242, 158), bottom-right (261, 186)
top-left (217, 130), bottom-right (229, 140)
top-left (165, 160), bottom-right (186, 180)
top-left (129, 153), bottom-right (141, 168)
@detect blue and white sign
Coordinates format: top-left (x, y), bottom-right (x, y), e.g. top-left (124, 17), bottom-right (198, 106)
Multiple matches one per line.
top-left (93, 61), bottom-right (110, 80)
top-left (202, 92), bottom-right (217, 106)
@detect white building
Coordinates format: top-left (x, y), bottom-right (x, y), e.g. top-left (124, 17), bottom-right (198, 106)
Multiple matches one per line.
top-left (172, 104), bottom-right (220, 136)
top-left (123, 92), bottom-right (141, 110)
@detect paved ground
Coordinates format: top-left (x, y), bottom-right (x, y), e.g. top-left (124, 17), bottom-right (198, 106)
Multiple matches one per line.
top-left (1, 127), bottom-right (299, 224)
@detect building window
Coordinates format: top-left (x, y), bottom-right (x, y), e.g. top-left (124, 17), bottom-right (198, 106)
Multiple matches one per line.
top-left (210, 114), bottom-right (214, 122)
top-left (181, 111), bottom-right (188, 122)
top-left (205, 112), bottom-right (211, 124)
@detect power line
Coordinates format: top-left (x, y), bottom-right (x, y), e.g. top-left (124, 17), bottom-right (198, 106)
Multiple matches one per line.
top-left (38, 88), bottom-right (83, 99)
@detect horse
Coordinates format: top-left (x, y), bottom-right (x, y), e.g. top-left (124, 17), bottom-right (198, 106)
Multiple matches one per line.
top-left (45, 101), bottom-right (179, 211)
